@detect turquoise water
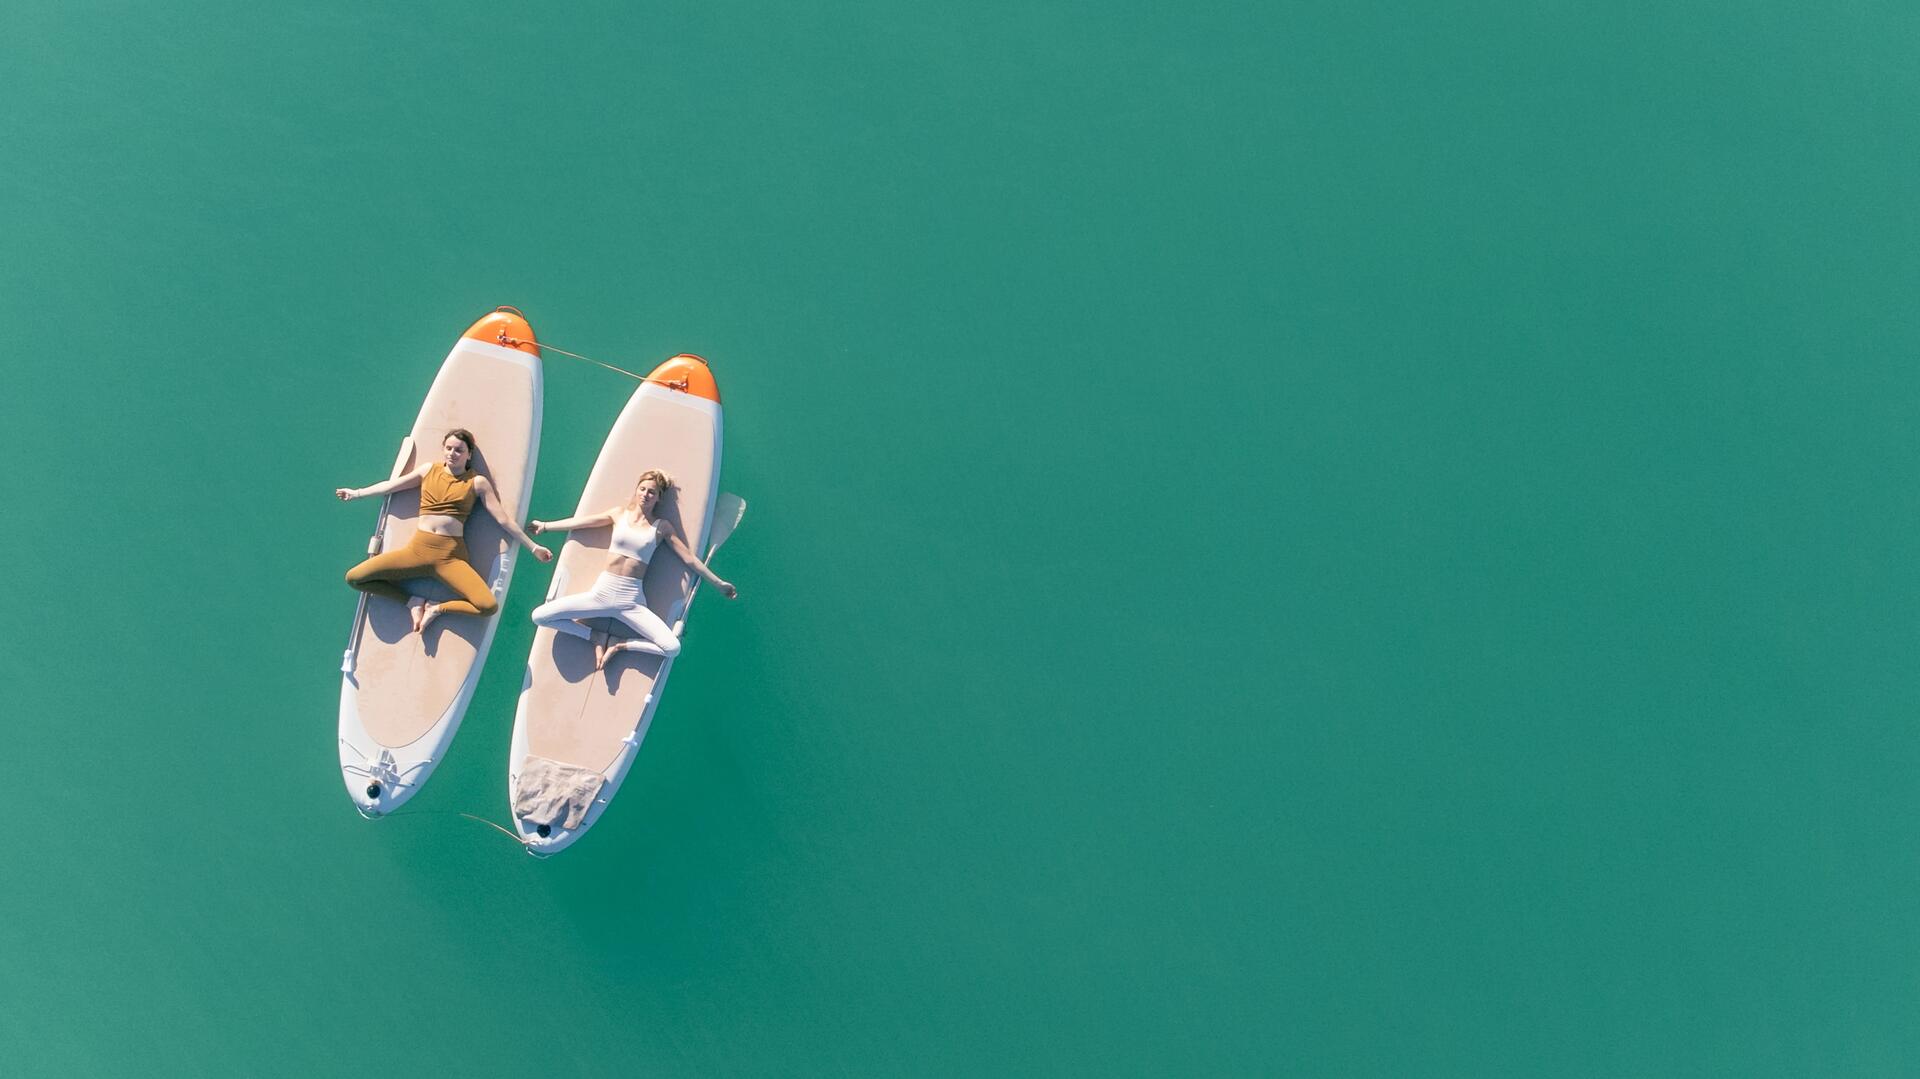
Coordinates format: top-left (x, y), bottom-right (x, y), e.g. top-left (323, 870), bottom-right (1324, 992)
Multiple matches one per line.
top-left (4, 1), bottom-right (1920, 1073)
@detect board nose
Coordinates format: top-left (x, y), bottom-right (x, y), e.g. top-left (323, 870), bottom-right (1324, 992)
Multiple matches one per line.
top-left (646, 353), bottom-right (720, 403)
top-left (464, 306), bottom-right (540, 356)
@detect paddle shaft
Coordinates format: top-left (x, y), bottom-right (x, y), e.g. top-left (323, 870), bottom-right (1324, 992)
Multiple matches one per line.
top-left (669, 494), bottom-right (746, 637)
top-left (342, 436), bottom-right (418, 674)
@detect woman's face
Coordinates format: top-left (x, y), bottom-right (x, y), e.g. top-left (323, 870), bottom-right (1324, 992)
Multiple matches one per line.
top-left (633, 479), bottom-right (661, 513)
top-left (443, 436), bottom-right (472, 473)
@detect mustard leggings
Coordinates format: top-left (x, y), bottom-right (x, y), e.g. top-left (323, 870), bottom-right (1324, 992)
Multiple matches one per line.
top-left (345, 532), bottom-right (499, 617)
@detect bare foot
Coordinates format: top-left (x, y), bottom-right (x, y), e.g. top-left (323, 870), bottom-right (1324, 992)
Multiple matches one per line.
top-left (409, 596), bottom-right (426, 633)
top-left (419, 603), bottom-right (443, 634)
top-left (591, 628), bottom-right (610, 672)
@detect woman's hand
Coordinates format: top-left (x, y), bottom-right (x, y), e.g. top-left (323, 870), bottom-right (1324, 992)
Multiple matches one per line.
top-left (717, 580), bottom-right (738, 599)
top-left (335, 487), bottom-right (360, 501)
top-left (532, 546), bottom-right (554, 563)
top-left (529, 520), bottom-right (547, 535)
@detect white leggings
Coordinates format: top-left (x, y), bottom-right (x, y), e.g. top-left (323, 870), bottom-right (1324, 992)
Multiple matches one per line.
top-left (530, 572), bottom-right (680, 657)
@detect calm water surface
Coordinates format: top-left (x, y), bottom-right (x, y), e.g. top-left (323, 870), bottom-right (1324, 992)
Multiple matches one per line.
top-left (3, 2), bottom-right (1918, 1073)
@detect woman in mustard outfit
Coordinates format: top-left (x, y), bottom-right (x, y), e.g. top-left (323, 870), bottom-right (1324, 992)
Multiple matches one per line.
top-left (337, 428), bottom-right (553, 633)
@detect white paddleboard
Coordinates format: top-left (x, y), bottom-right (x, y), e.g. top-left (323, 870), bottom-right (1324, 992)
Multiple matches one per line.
top-left (338, 308), bottom-right (543, 817)
top-left (508, 354), bottom-right (730, 855)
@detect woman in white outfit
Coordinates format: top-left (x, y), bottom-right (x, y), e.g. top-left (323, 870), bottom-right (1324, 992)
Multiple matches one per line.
top-left (529, 469), bottom-right (738, 670)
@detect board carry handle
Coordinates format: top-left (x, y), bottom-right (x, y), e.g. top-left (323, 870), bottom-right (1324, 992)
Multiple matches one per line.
top-left (342, 435), bottom-right (419, 675)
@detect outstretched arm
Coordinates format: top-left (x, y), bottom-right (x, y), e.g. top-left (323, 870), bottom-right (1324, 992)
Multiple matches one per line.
top-left (336, 464), bottom-right (428, 501)
top-left (529, 508), bottom-right (619, 535)
top-left (659, 521), bottom-right (737, 598)
top-left (475, 477), bottom-right (554, 562)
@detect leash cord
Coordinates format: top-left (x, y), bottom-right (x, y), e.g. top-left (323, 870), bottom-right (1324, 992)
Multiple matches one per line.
top-left (380, 808), bottom-right (529, 848)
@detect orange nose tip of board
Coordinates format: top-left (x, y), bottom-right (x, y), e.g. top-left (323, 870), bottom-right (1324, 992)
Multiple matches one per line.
top-left (648, 353), bottom-right (720, 403)
top-left (463, 307), bottom-right (540, 356)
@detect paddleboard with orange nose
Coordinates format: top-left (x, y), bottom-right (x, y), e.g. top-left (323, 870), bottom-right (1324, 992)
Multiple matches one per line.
top-left (507, 354), bottom-right (739, 855)
top-left (338, 308), bottom-right (544, 818)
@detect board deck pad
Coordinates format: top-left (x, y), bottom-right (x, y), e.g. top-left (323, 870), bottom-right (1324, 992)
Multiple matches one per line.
top-left (351, 341), bottom-right (538, 748)
top-left (522, 383), bottom-right (720, 772)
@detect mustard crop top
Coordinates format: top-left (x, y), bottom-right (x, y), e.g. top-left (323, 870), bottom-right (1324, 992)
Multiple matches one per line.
top-left (418, 462), bottom-right (478, 519)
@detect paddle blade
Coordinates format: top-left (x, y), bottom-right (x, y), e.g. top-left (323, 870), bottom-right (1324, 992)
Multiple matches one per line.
top-left (390, 435), bottom-right (417, 478)
top-left (707, 493), bottom-right (746, 555)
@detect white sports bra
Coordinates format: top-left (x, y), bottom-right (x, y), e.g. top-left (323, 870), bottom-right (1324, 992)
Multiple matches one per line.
top-left (609, 514), bottom-right (660, 563)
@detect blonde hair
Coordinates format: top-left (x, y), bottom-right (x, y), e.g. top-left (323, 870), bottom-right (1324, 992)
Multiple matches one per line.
top-left (627, 469), bottom-right (675, 515)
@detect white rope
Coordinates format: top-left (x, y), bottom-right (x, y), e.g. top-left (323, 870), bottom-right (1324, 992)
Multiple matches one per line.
top-left (519, 338), bottom-right (648, 381)
top-left (496, 333), bottom-right (691, 390)
top-left (378, 808), bottom-right (531, 848)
